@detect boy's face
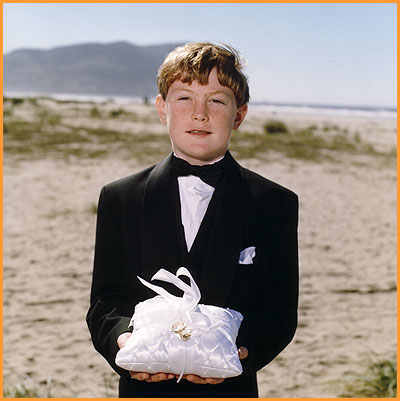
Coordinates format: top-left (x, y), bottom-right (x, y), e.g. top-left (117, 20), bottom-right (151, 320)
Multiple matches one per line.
top-left (156, 68), bottom-right (247, 165)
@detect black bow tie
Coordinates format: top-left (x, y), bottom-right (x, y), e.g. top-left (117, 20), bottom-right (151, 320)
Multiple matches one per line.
top-left (171, 156), bottom-right (224, 187)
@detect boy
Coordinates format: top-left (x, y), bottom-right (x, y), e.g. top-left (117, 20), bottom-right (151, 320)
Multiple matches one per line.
top-left (86, 42), bottom-right (299, 398)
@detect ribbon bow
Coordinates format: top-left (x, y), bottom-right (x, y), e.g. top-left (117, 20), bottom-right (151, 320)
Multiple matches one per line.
top-left (137, 267), bottom-right (201, 311)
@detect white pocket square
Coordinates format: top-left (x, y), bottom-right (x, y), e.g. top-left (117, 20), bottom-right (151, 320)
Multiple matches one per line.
top-left (238, 246), bottom-right (256, 265)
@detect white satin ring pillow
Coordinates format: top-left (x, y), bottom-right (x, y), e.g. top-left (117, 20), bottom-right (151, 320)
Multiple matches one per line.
top-left (115, 267), bottom-right (243, 381)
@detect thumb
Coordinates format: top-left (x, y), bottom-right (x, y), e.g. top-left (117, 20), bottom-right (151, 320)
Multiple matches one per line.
top-left (117, 332), bottom-right (132, 349)
top-left (238, 346), bottom-right (248, 360)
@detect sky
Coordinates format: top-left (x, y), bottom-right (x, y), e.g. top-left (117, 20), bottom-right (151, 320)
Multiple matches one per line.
top-left (3, 3), bottom-right (397, 107)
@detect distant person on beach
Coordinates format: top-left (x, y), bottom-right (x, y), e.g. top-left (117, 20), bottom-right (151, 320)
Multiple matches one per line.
top-left (86, 42), bottom-right (299, 398)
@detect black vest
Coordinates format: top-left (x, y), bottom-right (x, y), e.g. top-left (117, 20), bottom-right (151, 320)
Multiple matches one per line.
top-left (173, 176), bottom-right (222, 285)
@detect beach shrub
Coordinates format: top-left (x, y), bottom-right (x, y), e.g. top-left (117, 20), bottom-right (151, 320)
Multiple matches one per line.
top-left (323, 123), bottom-right (340, 131)
top-left (90, 106), bottom-right (101, 118)
top-left (3, 108), bottom-right (13, 118)
top-left (110, 108), bottom-right (124, 118)
top-left (88, 203), bottom-right (98, 214)
top-left (353, 132), bottom-right (361, 143)
top-left (341, 358), bottom-right (397, 398)
top-left (11, 97), bottom-right (25, 106)
top-left (263, 120), bottom-right (289, 135)
top-left (28, 98), bottom-right (38, 106)
top-left (36, 109), bottom-right (62, 126)
top-left (330, 134), bottom-right (356, 151)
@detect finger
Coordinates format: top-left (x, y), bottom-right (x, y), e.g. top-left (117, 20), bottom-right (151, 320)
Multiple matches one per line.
top-left (130, 372), bottom-right (150, 381)
top-left (117, 332), bottom-right (132, 349)
top-left (149, 373), bottom-right (167, 382)
top-left (238, 346), bottom-right (249, 360)
top-left (129, 371), bottom-right (137, 379)
top-left (136, 373), bottom-right (150, 381)
top-left (205, 378), bottom-right (225, 385)
top-left (185, 374), bottom-right (207, 384)
top-left (142, 373), bottom-right (176, 382)
top-left (153, 373), bottom-right (175, 382)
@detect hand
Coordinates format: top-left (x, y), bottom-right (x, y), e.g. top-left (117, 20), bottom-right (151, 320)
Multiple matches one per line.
top-left (130, 372), bottom-right (176, 382)
top-left (180, 346), bottom-right (249, 385)
top-left (117, 335), bottom-right (248, 385)
top-left (117, 333), bottom-right (175, 382)
top-left (181, 374), bottom-right (225, 385)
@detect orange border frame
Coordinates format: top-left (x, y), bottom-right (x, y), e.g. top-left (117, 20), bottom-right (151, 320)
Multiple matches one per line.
top-left (1, 2), bottom-right (398, 401)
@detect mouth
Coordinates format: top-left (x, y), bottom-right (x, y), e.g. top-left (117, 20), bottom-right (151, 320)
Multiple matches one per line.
top-left (186, 130), bottom-right (212, 135)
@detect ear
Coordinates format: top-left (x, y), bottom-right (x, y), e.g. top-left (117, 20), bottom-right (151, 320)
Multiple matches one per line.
top-left (156, 94), bottom-right (167, 124)
top-left (233, 104), bottom-right (248, 130)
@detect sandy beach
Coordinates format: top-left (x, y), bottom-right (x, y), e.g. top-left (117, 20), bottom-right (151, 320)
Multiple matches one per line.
top-left (3, 97), bottom-right (397, 397)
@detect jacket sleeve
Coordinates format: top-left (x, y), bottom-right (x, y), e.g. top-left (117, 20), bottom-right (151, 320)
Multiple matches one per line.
top-left (238, 191), bottom-right (299, 376)
top-left (86, 186), bottom-right (133, 379)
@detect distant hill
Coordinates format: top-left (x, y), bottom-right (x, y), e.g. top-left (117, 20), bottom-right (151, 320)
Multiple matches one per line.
top-left (4, 41), bottom-right (184, 98)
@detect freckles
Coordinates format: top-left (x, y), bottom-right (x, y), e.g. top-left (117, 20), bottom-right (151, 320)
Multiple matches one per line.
top-left (173, 106), bottom-right (192, 118)
top-left (214, 114), bottom-right (234, 128)
top-left (169, 107), bottom-right (186, 119)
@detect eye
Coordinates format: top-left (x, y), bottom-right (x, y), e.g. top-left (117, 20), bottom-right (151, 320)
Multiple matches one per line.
top-left (178, 96), bottom-right (190, 101)
top-left (211, 99), bottom-right (225, 105)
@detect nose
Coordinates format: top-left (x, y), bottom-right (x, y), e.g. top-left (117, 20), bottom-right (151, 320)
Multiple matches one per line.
top-left (192, 101), bottom-right (209, 122)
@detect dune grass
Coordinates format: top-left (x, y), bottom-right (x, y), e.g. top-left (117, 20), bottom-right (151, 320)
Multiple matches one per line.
top-left (4, 120), bottom-right (171, 161)
top-left (3, 96), bottom-right (396, 164)
top-left (230, 125), bottom-right (392, 162)
top-left (340, 358), bottom-right (397, 398)
top-left (3, 376), bottom-right (52, 398)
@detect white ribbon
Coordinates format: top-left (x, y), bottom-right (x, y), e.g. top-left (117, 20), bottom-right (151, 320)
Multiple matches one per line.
top-left (134, 267), bottom-right (223, 381)
top-left (138, 267), bottom-right (201, 309)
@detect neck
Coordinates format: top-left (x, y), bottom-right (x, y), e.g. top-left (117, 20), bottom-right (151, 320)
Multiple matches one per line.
top-left (172, 153), bottom-right (226, 166)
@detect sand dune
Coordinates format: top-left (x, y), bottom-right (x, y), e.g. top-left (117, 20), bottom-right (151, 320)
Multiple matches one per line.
top-left (3, 98), bottom-right (396, 397)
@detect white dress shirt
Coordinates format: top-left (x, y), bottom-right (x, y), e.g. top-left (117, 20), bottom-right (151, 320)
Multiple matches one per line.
top-left (177, 175), bottom-right (214, 251)
top-left (175, 154), bottom-right (224, 251)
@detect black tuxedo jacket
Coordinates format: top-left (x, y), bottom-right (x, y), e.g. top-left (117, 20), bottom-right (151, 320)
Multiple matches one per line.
top-left (86, 152), bottom-right (299, 398)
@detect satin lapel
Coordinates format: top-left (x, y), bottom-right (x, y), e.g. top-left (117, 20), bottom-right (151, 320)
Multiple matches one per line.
top-left (140, 153), bottom-right (178, 280)
top-left (199, 152), bottom-right (247, 307)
